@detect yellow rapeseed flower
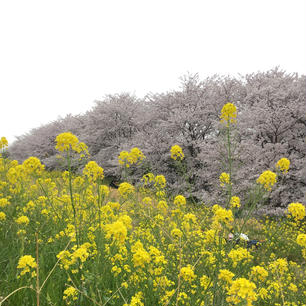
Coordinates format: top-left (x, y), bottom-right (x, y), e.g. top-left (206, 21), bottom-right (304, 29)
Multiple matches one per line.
top-left (157, 200), bottom-right (168, 215)
top-left (275, 157), bottom-right (290, 174)
top-left (16, 215), bottom-right (30, 226)
top-left (99, 185), bottom-right (110, 197)
top-left (180, 265), bottom-right (196, 282)
top-left (288, 283), bottom-right (298, 292)
top-left (0, 137), bottom-right (8, 150)
top-left (55, 132), bottom-right (79, 152)
top-left (118, 182), bottom-right (135, 199)
top-left (7, 165), bottom-right (27, 185)
top-left (124, 292), bottom-right (144, 306)
top-left (218, 269), bottom-right (235, 284)
top-left (155, 175), bottom-right (166, 189)
top-left (200, 275), bottom-right (212, 290)
top-left (105, 220), bottom-right (127, 244)
top-left (171, 228), bottom-right (183, 239)
top-left (250, 266), bottom-right (268, 282)
top-left (55, 132), bottom-right (88, 154)
top-left (142, 172), bottom-right (155, 185)
top-left (269, 258), bottom-right (288, 275)
top-left (226, 278), bottom-right (257, 306)
top-left (71, 244), bottom-right (90, 264)
top-left (213, 206), bottom-right (233, 225)
top-left (17, 229), bottom-right (26, 236)
top-left (118, 150), bottom-right (130, 167)
top-left (0, 198), bottom-right (10, 208)
top-left (170, 145), bottom-right (184, 160)
top-left (230, 196), bottom-right (240, 208)
top-left (296, 234), bottom-right (306, 247)
top-left (132, 242), bottom-right (151, 268)
top-left (118, 148), bottom-right (145, 167)
top-left (129, 147), bottom-right (145, 164)
top-left (219, 172), bottom-right (230, 187)
top-left (288, 203), bottom-right (305, 221)
top-left (83, 161), bottom-right (104, 182)
top-left (174, 195), bottom-right (186, 206)
top-left (257, 170), bottom-right (277, 191)
top-left (17, 255), bottom-right (37, 277)
top-left (22, 156), bottom-right (45, 175)
top-left (63, 286), bottom-right (78, 301)
top-left (220, 103), bottom-right (237, 125)
top-left (142, 197), bottom-right (152, 205)
top-left (258, 288), bottom-right (268, 299)
top-left (156, 190), bottom-right (166, 198)
top-left (0, 211), bottom-right (6, 220)
top-left (228, 247), bottom-right (252, 268)
top-left (57, 250), bottom-right (72, 270)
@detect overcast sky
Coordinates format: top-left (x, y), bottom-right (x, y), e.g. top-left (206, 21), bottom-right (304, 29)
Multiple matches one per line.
top-left (1, 0), bottom-right (306, 145)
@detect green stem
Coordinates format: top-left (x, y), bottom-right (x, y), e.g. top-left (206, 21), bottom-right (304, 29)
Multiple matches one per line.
top-left (226, 124), bottom-right (232, 208)
top-left (66, 150), bottom-right (79, 246)
top-left (237, 186), bottom-right (264, 235)
top-left (176, 159), bottom-right (196, 205)
top-left (35, 232), bottom-right (40, 306)
top-left (97, 181), bottom-right (102, 232)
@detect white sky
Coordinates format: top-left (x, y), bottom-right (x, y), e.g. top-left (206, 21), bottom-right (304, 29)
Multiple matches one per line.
top-left (1, 0), bottom-right (306, 145)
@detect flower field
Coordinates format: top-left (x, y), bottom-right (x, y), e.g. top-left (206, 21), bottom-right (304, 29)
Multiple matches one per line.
top-left (0, 104), bottom-right (305, 306)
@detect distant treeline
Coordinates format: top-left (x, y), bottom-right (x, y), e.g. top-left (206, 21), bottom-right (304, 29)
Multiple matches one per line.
top-left (8, 68), bottom-right (306, 214)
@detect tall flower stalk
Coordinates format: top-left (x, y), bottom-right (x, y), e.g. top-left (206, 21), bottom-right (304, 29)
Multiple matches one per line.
top-left (66, 150), bottom-right (78, 244)
top-left (118, 147), bottom-right (146, 182)
top-left (83, 160), bottom-right (105, 231)
top-left (220, 103), bottom-right (237, 208)
top-left (170, 145), bottom-right (196, 203)
top-left (55, 132), bottom-right (88, 245)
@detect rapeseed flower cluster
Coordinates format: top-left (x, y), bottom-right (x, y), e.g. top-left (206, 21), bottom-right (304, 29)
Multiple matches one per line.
top-left (118, 182), bottom-right (135, 198)
top-left (180, 265), bottom-right (196, 282)
top-left (0, 211), bottom-right (6, 220)
top-left (220, 172), bottom-right (230, 187)
top-left (154, 175), bottom-right (166, 189)
top-left (269, 258), bottom-right (288, 274)
top-left (213, 204), bottom-right (233, 226)
top-left (218, 269), bottom-right (235, 284)
top-left (228, 247), bottom-right (253, 268)
top-left (17, 255), bottom-right (37, 277)
top-left (55, 132), bottom-right (88, 154)
top-left (257, 170), bottom-right (277, 191)
top-left (230, 196), bottom-right (240, 208)
top-left (0, 198), bottom-right (10, 208)
top-left (140, 172), bottom-right (167, 199)
top-left (16, 215), bottom-right (30, 225)
top-left (250, 265), bottom-right (268, 282)
top-left (57, 242), bottom-right (96, 271)
top-left (83, 160), bottom-right (104, 182)
top-left (63, 286), bottom-right (78, 304)
top-left (22, 156), bottom-right (45, 176)
top-left (132, 242), bottom-right (151, 268)
top-left (276, 157), bottom-right (290, 174)
top-left (0, 127), bottom-right (304, 306)
top-left (124, 292), bottom-right (144, 306)
top-left (0, 136), bottom-right (8, 150)
top-left (173, 195), bottom-right (186, 207)
top-left (105, 220), bottom-right (128, 244)
top-left (118, 147), bottom-right (145, 168)
top-left (170, 145), bottom-right (184, 160)
top-left (220, 102), bottom-right (237, 125)
top-left (287, 202), bottom-right (305, 221)
top-left (296, 234), bottom-right (306, 247)
top-left (226, 278), bottom-right (257, 306)
top-left (99, 184), bottom-right (110, 197)
top-left (141, 172), bottom-right (155, 185)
